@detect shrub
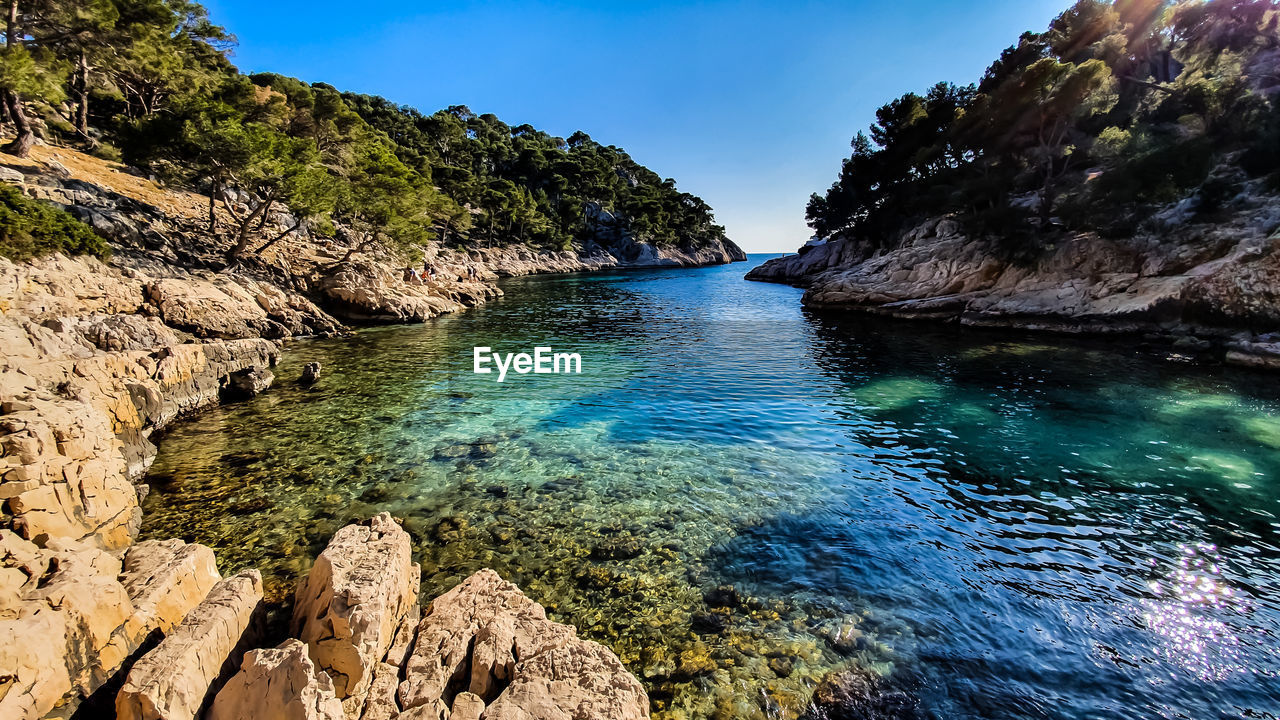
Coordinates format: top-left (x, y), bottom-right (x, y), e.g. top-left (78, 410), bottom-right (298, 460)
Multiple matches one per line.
top-left (0, 184), bottom-right (111, 261)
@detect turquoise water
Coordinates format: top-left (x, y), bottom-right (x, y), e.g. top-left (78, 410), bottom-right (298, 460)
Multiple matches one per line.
top-left (142, 256), bottom-right (1280, 719)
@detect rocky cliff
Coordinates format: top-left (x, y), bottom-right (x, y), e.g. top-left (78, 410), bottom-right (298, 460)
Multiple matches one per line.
top-left (0, 143), bottom-right (725, 718)
top-left (748, 184), bottom-right (1280, 369)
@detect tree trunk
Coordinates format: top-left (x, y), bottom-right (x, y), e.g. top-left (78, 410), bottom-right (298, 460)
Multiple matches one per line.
top-left (339, 232), bottom-right (377, 264)
top-left (2, 91), bottom-right (33, 157)
top-left (255, 198), bottom-right (272, 230)
top-left (74, 49), bottom-right (89, 139)
top-left (208, 181), bottom-right (220, 233)
top-left (2, 0), bottom-right (34, 158)
top-left (228, 194), bottom-right (275, 259)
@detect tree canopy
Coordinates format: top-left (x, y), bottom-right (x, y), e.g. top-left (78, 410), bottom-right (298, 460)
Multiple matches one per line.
top-left (807, 0), bottom-right (1280, 252)
top-left (1, 0), bottom-right (730, 265)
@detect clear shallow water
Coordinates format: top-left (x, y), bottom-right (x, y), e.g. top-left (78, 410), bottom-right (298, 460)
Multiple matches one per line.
top-left (142, 256), bottom-right (1280, 720)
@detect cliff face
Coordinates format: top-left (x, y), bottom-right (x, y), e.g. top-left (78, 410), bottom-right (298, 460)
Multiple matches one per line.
top-left (748, 184), bottom-right (1280, 369)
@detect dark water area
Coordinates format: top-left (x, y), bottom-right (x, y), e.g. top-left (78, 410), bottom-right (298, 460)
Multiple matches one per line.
top-left (142, 255), bottom-right (1280, 719)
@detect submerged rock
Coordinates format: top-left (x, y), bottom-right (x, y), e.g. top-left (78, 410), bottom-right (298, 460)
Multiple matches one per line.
top-left (801, 667), bottom-right (918, 720)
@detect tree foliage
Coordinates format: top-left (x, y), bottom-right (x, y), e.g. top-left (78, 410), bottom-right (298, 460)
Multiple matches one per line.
top-left (807, 0), bottom-right (1280, 251)
top-left (2, 0), bottom-right (729, 264)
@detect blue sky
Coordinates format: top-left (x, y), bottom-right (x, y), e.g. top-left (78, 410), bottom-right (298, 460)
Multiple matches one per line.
top-left (203, 0), bottom-right (1070, 252)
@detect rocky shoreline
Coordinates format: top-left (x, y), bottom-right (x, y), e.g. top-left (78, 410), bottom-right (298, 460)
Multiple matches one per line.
top-left (0, 146), bottom-right (743, 719)
top-left (747, 193), bottom-right (1280, 370)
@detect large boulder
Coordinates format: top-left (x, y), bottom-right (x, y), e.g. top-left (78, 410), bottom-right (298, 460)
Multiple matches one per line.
top-left (222, 366), bottom-right (274, 400)
top-left (207, 639), bottom-right (344, 720)
top-left (291, 513), bottom-right (420, 716)
top-left (0, 533), bottom-right (220, 720)
top-left (116, 570), bottom-right (265, 720)
top-left (397, 569), bottom-right (648, 720)
top-left (120, 539), bottom-right (222, 642)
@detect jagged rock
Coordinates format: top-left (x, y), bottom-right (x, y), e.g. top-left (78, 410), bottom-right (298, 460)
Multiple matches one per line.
top-left (448, 692), bottom-right (485, 720)
top-left (397, 569), bottom-right (648, 720)
top-left (45, 159), bottom-right (72, 178)
top-left (207, 639), bottom-right (344, 720)
top-left (222, 366), bottom-right (273, 400)
top-left (292, 513), bottom-right (420, 715)
top-left (120, 539), bottom-right (222, 642)
top-left (0, 165), bottom-right (25, 183)
top-left (116, 570), bottom-right (264, 720)
top-left (300, 361), bottom-right (322, 384)
top-left (0, 532), bottom-right (132, 720)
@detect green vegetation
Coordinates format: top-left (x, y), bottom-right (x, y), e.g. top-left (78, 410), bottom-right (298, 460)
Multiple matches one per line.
top-left (0, 183), bottom-right (110, 261)
top-left (807, 0), bottom-right (1280, 251)
top-left (0, 0), bottom-right (728, 263)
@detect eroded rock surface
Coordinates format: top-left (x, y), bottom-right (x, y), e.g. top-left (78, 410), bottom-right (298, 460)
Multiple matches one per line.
top-left (116, 570), bottom-right (264, 720)
top-left (292, 512), bottom-right (420, 716)
top-left (208, 639), bottom-right (344, 720)
top-left (397, 568), bottom-right (649, 720)
top-left (0, 532), bottom-right (220, 720)
top-left (748, 199), bottom-right (1280, 367)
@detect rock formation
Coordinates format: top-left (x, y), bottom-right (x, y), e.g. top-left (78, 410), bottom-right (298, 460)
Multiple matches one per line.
top-left (748, 197), bottom-right (1280, 368)
top-left (208, 640), bottom-right (344, 720)
top-left (397, 568), bottom-right (649, 720)
top-left (0, 533), bottom-right (221, 719)
top-left (291, 512), bottom-right (420, 717)
top-left (116, 570), bottom-right (264, 720)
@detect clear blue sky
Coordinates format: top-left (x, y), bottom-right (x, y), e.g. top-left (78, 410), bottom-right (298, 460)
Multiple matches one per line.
top-left (202, 0), bottom-right (1071, 252)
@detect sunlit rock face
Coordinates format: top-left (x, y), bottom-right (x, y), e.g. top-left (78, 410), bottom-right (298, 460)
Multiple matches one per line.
top-left (397, 568), bottom-right (650, 720)
top-left (747, 202), bottom-right (1280, 369)
top-left (291, 512), bottom-right (420, 717)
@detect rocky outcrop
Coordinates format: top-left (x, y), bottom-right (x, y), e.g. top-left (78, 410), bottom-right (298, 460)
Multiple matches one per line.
top-left (292, 512), bottom-right (420, 717)
top-left (397, 568), bottom-right (649, 720)
top-left (312, 257), bottom-right (498, 324)
top-left (116, 570), bottom-right (264, 720)
top-left (748, 194), bottom-right (1280, 367)
top-left (436, 237), bottom-right (746, 280)
top-left (208, 640), bottom-right (344, 720)
top-left (0, 532), bottom-right (221, 720)
top-left (120, 539), bottom-right (223, 643)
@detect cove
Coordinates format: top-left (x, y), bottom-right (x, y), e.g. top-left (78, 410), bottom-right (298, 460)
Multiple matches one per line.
top-left (139, 256), bottom-right (1280, 720)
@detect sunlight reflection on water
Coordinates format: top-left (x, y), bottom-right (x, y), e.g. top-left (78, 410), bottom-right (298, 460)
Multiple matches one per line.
top-left (1141, 543), bottom-right (1252, 682)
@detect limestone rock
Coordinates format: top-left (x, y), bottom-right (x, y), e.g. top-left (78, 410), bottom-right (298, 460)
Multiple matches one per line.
top-left (747, 199), bottom-right (1280, 356)
top-left (300, 361), bottom-right (322, 384)
top-left (292, 513), bottom-right (420, 711)
top-left (208, 639), bottom-right (344, 720)
top-left (222, 366), bottom-right (273, 400)
top-left (397, 569), bottom-right (648, 720)
top-left (116, 570), bottom-right (265, 720)
top-left (0, 532), bottom-right (131, 720)
top-left (120, 539), bottom-right (222, 642)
